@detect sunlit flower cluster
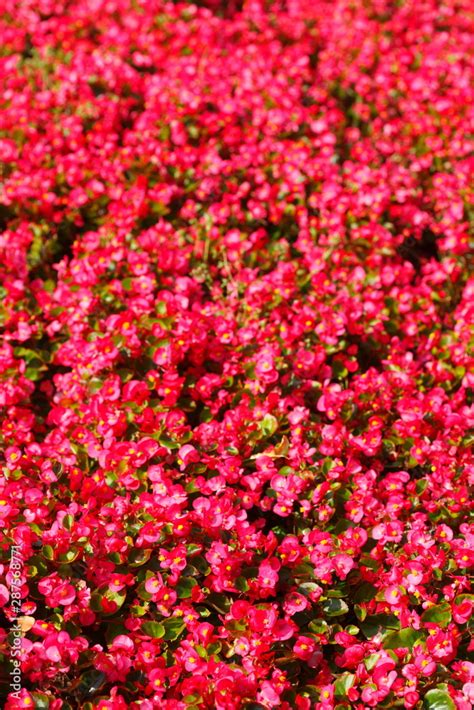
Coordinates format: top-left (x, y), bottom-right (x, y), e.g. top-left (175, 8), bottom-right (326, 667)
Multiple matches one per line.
top-left (1, 0), bottom-right (473, 708)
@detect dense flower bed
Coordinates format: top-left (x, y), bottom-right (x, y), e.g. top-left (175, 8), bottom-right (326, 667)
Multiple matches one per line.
top-left (0, 0), bottom-right (473, 707)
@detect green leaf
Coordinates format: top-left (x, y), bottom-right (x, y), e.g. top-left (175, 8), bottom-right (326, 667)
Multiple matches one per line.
top-left (298, 582), bottom-right (321, 596)
top-left (207, 641), bottom-right (222, 656)
top-left (190, 555), bottom-right (210, 575)
top-left (176, 577), bottom-right (197, 598)
top-left (326, 588), bottom-right (347, 599)
top-left (158, 434), bottom-right (179, 450)
top-left (42, 545), bottom-right (55, 561)
top-left (423, 687), bottom-right (456, 710)
top-left (332, 360), bottom-right (348, 379)
top-left (421, 602), bottom-right (452, 628)
top-left (90, 587), bottom-right (126, 615)
top-left (321, 598), bottom-right (349, 617)
top-left (186, 544), bottom-right (203, 555)
top-left (128, 548), bottom-right (152, 567)
top-left (383, 627), bottom-right (423, 649)
top-left (274, 436), bottom-right (290, 456)
top-left (345, 625), bottom-right (359, 635)
top-left (308, 618), bottom-right (329, 634)
top-left (57, 548), bottom-right (80, 563)
top-left (31, 692), bottom-right (50, 709)
top-left (25, 367), bottom-right (44, 381)
top-left (353, 582), bottom-right (377, 603)
top-left (334, 672), bottom-right (355, 697)
top-left (142, 621), bottom-right (165, 638)
top-left (235, 576), bottom-right (250, 592)
top-left (416, 479), bottom-right (428, 494)
top-left (364, 653), bottom-right (381, 671)
top-left (74, 671), bottom-right (106, 699)
top-left (260, 414), bottom-right (278, 437)
top-left (136, 581), bottom-right (153, 601)
top-left (13, 347), bottom-right (46, 364)
top-left (322, 458), bottom-right (336, 475)
top-left (27, 556), bottom-right (48, 578)
top-left (205, 592), bottom-right (231, 614)
top-left (242, 566), bottom-right (259, 579)
top-left (359, 554), bottom-right (380, 571)
top-left (163, 617), bottom-right (185, 640)
top-left (293, 563), bottom-right (315, 577)
top-left (360, 613), bottom-right (399, 638)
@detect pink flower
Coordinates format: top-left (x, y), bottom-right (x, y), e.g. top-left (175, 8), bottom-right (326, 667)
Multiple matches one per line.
top-left (0, 1), bottom-right (472, 706)
top-left (0, 583), bottom-right (9, 607)
top-left (177, 445), bottom-right (199, 470)
top-left (453, 598), bottom-right (473, 624)
top-left (384, 586), bottom-right (404, 606)
top-left (413, 649), bottom-right (437, 677)
top-left (145, 575), bottom-right (163, 596)
top-left (332, 553), bottom-right (355, 579)
top-left (258, 558), bottom-right (281, 592)
top-left (283, 592), bottom-right (309, 616)
top-left (38, 574), bottom-right (76, 607)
